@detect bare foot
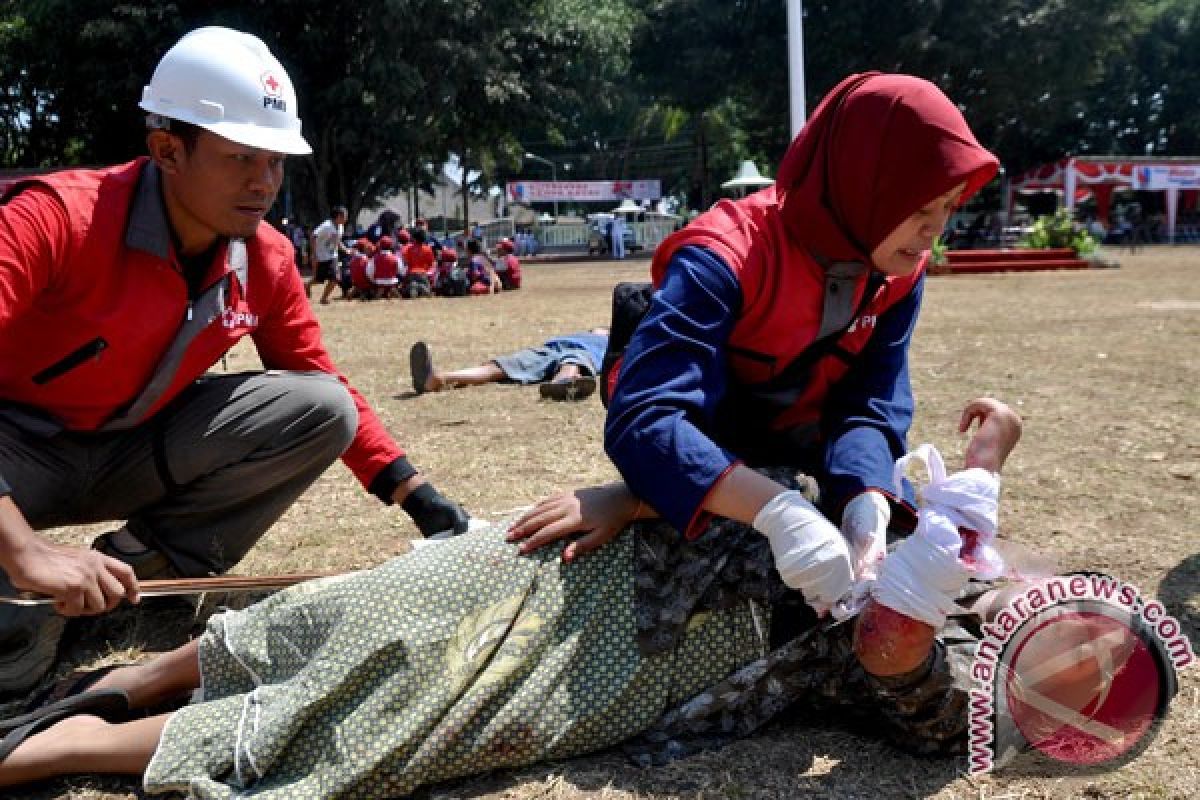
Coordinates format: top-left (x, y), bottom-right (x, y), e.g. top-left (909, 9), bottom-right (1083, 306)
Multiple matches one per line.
top-left (550, 364), bottom-right (582, 382)
top-left (0, 714), bottom-right (107, 786)
top-left (426, 372), bottom-right (446, 392)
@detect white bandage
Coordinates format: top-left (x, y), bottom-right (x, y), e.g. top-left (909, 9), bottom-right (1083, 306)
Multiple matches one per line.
top-left (869, 443), bottom-right (1006, 628)
top-left (872, 522), bottom-right (970, 628)
top-left (893, 443), bottom-right (1005, 579)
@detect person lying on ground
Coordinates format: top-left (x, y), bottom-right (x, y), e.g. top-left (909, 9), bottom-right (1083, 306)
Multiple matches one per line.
top-left (0, 399), bottom-right (1026, 797)
top-left (409, 328), bottom-right (610, 402)
top-left (0, 26), bottom-right (468, 698)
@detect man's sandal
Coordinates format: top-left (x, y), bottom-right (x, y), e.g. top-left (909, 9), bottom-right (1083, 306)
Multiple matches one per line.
top-left (539, 375), bottom-right (597, 402)
top-left (0, 690), bottom-right (131, 764)
top-left (0, 687), bottom-right (130, 739)
top-left (22, 664), bottom-right (124, 712)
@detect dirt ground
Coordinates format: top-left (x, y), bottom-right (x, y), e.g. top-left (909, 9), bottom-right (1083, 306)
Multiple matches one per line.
top-left (21, 246), bottom-right (1200, 799)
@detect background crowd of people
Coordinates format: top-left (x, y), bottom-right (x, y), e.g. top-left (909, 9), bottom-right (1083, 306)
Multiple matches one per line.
top-left (288, 214), bottom-right (524, 304)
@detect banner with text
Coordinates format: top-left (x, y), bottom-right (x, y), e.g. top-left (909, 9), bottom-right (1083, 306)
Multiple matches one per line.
top-left (506, 180), bottom-right (661, 203)
top-left (1132, 165), bottom-right (1200, 190)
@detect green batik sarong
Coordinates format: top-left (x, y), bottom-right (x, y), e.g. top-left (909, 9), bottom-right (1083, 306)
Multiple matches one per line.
top-left (144, 521), bottom-right (766, 799)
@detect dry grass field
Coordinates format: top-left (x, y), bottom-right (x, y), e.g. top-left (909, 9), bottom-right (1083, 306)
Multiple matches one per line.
top-left (21, 246), bottom-right (1200, 799)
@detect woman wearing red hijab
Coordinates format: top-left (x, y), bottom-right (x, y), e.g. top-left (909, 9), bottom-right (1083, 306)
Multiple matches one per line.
top-left (600, 72), bottom-right (998, 608)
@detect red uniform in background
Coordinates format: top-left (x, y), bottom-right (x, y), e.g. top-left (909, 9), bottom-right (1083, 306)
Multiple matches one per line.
top-left (403, 243), bottom-right (435, 277)
top-left (496, 237), bottom-right (522, 290)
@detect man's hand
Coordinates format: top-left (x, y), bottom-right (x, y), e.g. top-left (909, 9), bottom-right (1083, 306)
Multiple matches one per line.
top-left (397, 481), bottom-right (470, 538)
top-left (8, 540), bottom-right (139, 616)
top-left (753, 490), bottom-right (853, 612)
top-left (841, 490), bottom-right (891, 581)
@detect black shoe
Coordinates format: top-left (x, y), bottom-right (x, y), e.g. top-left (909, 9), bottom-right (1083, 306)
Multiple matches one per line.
top-left (92, 531), bottom-right (179, 582)
top-left (539, 375), bottom-right (597, 402)
top-left (410, 341), bottom-right (434, 394)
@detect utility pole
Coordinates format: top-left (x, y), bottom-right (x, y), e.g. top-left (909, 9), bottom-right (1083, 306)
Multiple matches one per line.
top-left (787, 0), bottom-right (807, 137)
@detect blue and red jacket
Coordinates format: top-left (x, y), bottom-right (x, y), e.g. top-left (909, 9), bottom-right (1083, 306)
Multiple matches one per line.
top-left (605, 187), bottom-right (924, 536)
top-left (0, 158), bottom-right (413, 501)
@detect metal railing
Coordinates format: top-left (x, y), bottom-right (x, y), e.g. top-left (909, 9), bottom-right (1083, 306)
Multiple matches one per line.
top-left (472, 216), bottom-right (682, 254)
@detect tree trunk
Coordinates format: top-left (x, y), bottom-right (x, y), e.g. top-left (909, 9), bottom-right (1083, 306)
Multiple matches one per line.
top-left (411, 161), bottom-right (421, 220)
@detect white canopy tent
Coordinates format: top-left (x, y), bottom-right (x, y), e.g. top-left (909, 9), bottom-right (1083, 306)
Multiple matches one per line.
top-left (611, 198), bottom-right (644, 215)
top-left (721, 160), bottom-right (774, 197)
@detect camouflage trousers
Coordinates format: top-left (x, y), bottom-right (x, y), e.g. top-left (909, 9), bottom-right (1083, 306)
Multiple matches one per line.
top-left (624, 467), bottom-right (985, 765)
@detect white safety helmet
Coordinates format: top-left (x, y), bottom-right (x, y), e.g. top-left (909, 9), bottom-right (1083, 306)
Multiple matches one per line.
top-left (140, 26), bottom-right (312, 155)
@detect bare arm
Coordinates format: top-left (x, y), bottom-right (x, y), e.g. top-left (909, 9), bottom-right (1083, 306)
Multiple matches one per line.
top-left (0, 496), bottom-right (139, 614)
top-left (508, 465), bottom-right (788, 562)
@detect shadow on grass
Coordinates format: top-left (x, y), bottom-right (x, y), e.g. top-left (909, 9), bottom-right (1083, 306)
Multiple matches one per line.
top-left (415, 710), bottom-right (962, 799)
top-left (1158, 552), bottom-right (1199, 652)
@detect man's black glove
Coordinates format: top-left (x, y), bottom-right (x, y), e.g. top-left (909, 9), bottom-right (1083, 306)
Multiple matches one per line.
top-left (401, 483), bottom-right (470, 538)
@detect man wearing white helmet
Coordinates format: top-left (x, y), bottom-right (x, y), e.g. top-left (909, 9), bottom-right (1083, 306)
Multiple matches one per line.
top-left (0, 26), bottom-right (468, 695)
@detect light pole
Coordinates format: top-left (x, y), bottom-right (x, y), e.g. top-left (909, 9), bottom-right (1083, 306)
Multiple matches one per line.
top-left (787, 0), bottom-right (806, 137)
top-left (524, 151), bottom-right (558, 221)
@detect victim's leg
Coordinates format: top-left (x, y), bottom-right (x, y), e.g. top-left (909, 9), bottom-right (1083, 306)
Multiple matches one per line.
top-left (434, 362), bottom-right (507, 391)
top-left (88, 639), bottom-right (202, 710)
top-left (0, 713), bottom-right (169, 787)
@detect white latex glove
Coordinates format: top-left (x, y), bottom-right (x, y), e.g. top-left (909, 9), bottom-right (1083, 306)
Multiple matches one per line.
top-left (753, 490), bottom-right (853, 612)
top-left (841, 490), bottom-right (891, 581)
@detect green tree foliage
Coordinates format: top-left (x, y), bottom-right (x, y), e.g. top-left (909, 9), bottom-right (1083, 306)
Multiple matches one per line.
top-left (2, 0), bottom-right (1198, 223)
top-left (0, 0), bottom-right (635, 226)
top-left (630, 0), bottom-right (1164, 191)
top-left (1079, 0), bottom-right (1200, 156)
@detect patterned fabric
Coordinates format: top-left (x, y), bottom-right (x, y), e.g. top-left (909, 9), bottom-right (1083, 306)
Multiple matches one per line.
top-left (145, 468), bottom-right (988, 797)
top-left (625, 607), bottom-right (984, 765)
top-left (144, 522), bottom-right (765, 799)
top-left (626, 465), bottom-right (987, 764)
top-left (630, 467), bottom-right (819, 654)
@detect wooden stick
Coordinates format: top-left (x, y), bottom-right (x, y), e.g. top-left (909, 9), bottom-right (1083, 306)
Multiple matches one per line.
top-left (0, 570), bottom-right (350, 607)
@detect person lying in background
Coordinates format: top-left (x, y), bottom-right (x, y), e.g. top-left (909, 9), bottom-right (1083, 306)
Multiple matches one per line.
top-left (409, 327), bottom-right (609, 402)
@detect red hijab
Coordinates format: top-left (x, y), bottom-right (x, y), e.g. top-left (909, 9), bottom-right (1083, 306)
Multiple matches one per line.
top-left (777, 72), bottom-right (999, 264)
top-left (651, 73), bottom-right (999, 292)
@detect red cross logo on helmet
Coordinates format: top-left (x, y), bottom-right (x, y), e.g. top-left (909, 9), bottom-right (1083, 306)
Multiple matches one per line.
top-left (261, 71), bottom-right (282, 97)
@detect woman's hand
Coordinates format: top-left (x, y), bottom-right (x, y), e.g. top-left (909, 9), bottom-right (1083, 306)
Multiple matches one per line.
top-left (506, 483), bottom-right (641, 562)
